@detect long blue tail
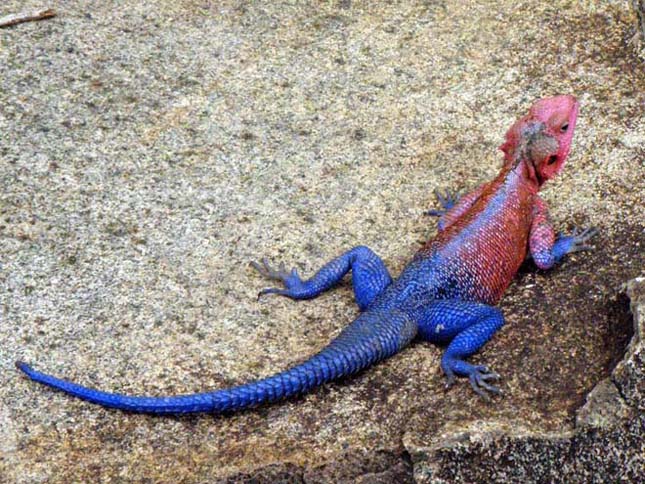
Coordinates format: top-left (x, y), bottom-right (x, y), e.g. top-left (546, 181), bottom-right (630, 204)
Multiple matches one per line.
top-left (17, 309), bottom-right (417, 414)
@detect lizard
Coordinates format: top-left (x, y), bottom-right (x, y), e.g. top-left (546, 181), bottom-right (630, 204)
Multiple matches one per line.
top-left (17, 95), bottom-right (597, 414)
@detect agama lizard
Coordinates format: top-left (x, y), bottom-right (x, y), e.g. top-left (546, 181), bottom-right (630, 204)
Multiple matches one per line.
top-left (17, 95), bottom-right (597, 414)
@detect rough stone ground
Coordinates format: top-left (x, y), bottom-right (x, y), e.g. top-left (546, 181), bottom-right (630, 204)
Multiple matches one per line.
top-left (1, 1), bottom-right (643, 482)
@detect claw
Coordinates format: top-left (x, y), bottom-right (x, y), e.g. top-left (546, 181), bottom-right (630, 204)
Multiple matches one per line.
top-left (251, 258), bottom-right (291, 281)
top-left (435, 189), bottom-right (448, 206)
top-left (444, 372), bottom-right (456, 389)
top-left (580, 227), bottom-right (598, 239)
top-left (478, 371), bottom-right (501, 381)
top-left (477, 377), bottom-right (502, 394)
top-left (250, 258), bottom-right (275, 278)
top-left (250, 259), bottom-right (268, 277)
top-left (469, 379), bottom-right (491, 400)
top-left (571, 244), bottom-right (593, 252)
top-left (442, 189), bottom-right (460, 208)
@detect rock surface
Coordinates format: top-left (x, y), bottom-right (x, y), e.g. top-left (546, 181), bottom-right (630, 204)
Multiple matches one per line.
top-left (406, 278), bottom-right (645, 483)
top-left (1, 1), bottom-right (643, 482)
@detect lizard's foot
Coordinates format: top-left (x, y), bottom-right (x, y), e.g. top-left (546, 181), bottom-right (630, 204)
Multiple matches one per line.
top-left (424, 189), bottom-right (460, 217)
top-left (443, 361), bottom-right (502, 400)
top-left (466, 365), bottom-right (501, 400)
top-left (566, 227), bottom-right (598, 253)
top-left (251, 258), bottom-right (306, 298)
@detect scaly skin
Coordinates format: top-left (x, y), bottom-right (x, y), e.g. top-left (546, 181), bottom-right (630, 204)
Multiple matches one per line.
top-left (17, 95), bottom-right (597, 414)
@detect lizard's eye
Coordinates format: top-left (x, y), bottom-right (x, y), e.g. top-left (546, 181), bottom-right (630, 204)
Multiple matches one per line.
top-left (547, 155), bottom-right (558, 165)
top-left (560, 123), bottom-right (569, 133)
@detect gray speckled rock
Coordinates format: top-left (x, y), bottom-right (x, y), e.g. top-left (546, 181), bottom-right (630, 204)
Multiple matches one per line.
top-left (1, 0), bottom-right (643, 482)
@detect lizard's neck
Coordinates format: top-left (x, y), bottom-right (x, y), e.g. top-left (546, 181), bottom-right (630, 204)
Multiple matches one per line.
top-left (494, 159), bottom-right (540, 195)
top-left (513, 159), bottom-right (540, 193)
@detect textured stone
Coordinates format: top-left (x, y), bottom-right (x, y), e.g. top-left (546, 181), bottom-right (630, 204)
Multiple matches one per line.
top-left (1, 0), bottom-right (643, 482)
top-left (575, 378), bottom-right (633, 429)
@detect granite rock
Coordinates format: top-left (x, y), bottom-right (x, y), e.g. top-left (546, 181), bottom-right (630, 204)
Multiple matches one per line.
top-left (1, 0), bottom-right (643, 482)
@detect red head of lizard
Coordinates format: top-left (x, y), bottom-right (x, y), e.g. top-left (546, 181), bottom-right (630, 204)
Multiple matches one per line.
top-left (499, 95), bottom-right (579, 189)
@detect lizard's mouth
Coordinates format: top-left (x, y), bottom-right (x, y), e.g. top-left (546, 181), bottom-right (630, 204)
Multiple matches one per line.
top-left (536, 154), bottom-right (560, 185)
top-left (535, 170), bottom-right (545, 186)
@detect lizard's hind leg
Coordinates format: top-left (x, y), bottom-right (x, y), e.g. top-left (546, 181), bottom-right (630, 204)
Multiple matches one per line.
top-left (252, 246), bottom-right (392, 310)
top-left (412, 299), bottom-right (505, 399)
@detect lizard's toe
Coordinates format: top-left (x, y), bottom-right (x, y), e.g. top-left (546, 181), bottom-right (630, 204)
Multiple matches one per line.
top-left (569, 226), bottom-right (599, 253)
top-left (250, 258), bottom-right (272, 277)
top-left (257, 287), bottom-right (287, 300)
top-left (424, 208), bottom-right (446, 217)
top-left (579, 227), bottom-right (598, 240)
top-left (444, 372), bottom-right (457, 389)
top-left (426, 189), bottom-right (460, 217)
top-left (251, 258), bottom-right (294, 281)
top-left (468, 366), bottom-right (502, 400)
top-left (437, 189), bottom-right (460, 209)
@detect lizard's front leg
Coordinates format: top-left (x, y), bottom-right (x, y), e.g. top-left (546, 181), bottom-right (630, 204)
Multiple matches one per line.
top-left (425, 185), bottom-right (484, 232)
top-left (411, 299), bottom-right (505, 399)
top-left (252, 246), bottom-right (392, 311)
top-left (529, 197), bottom-right (598, 270)
top-left (424, 189), bottom-right (460, 218)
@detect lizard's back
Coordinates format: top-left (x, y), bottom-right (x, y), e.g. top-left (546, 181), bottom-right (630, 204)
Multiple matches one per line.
top-left (388, 170), bottom-right (536, 308)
